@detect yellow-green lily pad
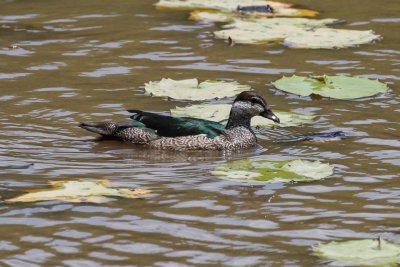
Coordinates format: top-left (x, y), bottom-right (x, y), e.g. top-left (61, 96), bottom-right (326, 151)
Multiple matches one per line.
top-left (272, 75), bottom-right (389, 99)
top-left (189, 8), bottom-right (318, 23)
top-left (144, 78), bottom-right (250, 100)
top-left (214, 17), bottom-right (337, 44)
top-left (156, 0), bottom-right (292, 12)
top-left (284, 27), bottom-right (381, 49)
top-left (313, 238), bottom-right (400, 266)
top-left (211, 159), bottom-right (334, 183)
top-left (189, 10), bottom-right (234, 23)
top-left (214, 17), bottom-right (380, 48)
top-left (6, 180), bottom-right (151, 203)
top-left (171, 104), bottom-right (315, 128)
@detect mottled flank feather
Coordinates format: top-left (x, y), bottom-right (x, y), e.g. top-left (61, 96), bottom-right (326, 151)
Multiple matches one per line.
top-left (149, 127), bottom-right (256, 151)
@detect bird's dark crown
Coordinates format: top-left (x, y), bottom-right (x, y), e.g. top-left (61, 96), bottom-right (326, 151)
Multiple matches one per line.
top-left (234, 91), bottom-right (268, 108)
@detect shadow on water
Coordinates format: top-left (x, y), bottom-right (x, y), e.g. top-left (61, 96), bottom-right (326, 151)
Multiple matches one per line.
top-left (86, 137), bottom-right (266, 163)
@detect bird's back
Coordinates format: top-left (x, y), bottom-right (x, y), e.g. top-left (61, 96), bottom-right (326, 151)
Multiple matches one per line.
top-left (128, 110), bottom-right (226, 139)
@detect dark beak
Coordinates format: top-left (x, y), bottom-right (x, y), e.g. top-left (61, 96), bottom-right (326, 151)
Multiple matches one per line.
top-left (260, 109), bottom-right (280, 123)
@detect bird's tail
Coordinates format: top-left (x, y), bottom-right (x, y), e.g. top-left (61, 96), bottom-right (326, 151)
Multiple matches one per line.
top-left (79, 121), bottom-right (118, 136)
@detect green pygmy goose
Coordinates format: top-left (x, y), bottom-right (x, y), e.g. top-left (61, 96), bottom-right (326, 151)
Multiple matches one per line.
top-left (79, 91), bottom-right (280, 151)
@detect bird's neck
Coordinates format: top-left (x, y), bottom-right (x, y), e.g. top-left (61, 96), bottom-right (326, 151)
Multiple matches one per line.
top-left (225, 105), bottom-right (252, 130)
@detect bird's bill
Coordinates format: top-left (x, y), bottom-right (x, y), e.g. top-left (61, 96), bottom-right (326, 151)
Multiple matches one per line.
top-left (260, 109), bottom-right (280, 123)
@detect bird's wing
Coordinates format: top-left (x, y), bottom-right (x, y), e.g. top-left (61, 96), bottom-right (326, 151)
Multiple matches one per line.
top-left (127, 110), bottom-right (225, 139)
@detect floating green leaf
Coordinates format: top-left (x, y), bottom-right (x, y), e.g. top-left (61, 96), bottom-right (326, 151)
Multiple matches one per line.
top-left (156, 0), bottom-right (292, 12)
top-left (145, 78), bottom-right (250, 100)
top-left (211, 159), bottom-right (334, 183)
top-left (214, 17), bottom-right (337, 44)
top-left (284, 28), bottom-right (381, 49)
top-left (189, 8), bottom-right (318, 23)
top-left (213, 17), bottom-right (380, 48)
top-left (6, 180), bottom-right (151, 203)
top-left (189, 10), bottom-right (234, 23)
top-left (273, 75), bottom-right (388, 99)
top-left (171, 104), bottom-right (314, 128)
top-left (313, 238), bottom-right (400, 266)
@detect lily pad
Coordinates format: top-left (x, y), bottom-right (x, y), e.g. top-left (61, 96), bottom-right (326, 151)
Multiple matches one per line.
top-left (284, 28), bottom-right (381, 49)
top-left (6, 180), bottom-right (151, 203)
top-left (278, 131), bottom-right (346, 144)
top-left (171, 104), bottom-right (315, 128)
top-left (211, 159), bottom-right (334, 183)
top-left (214, 17), bottom-right (337, 44)
top-left (144, 78), bottom-right (250, 100)
top-left (189, 10), bottom-right (234, 23)
top-left (272, 75), bottom-right (388, 99)
top-left (213, 17), bottom-right (380, 48)
top-left (156, 0), bottom-right (292, 12)
top-left (189, 8), bottom-right (317, 23)
top-left (313, 238), bottom-right (400, 266)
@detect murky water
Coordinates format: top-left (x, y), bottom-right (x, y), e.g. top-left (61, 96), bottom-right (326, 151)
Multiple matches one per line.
top-left (0, 0), bottom-right (399, 266)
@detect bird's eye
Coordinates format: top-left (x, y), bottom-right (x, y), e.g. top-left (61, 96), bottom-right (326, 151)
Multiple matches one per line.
top-left (250, 97), bottom-right (261, 106)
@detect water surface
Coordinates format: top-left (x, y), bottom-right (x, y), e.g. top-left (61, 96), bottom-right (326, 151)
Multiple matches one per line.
top-left (0, 0), bottom-right (399, 266)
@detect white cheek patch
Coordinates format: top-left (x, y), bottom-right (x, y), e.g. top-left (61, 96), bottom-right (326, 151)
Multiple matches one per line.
top-left (233, 101), bottom-right (252, 109)
top-left (255, 104), bottom-right (265, 113)
top-left (232, 101), bottom-right (265, 117)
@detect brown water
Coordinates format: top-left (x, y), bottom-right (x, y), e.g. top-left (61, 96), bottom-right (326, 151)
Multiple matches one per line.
top-left (0, 0), bottom-right (399, 266)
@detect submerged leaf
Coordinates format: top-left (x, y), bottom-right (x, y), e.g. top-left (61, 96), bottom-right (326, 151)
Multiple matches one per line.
top-left (6, 180), bottom-right (151, 203)
top-left (237, 5), bottom-right (275, 14)
top-left (214, 17), bottom-right (380, 48)
top-left (0, 162), bottom-right (33, 169)
top-left (189, 8), bottom-right (317, 23)
top-left (156, 0), bottom-right (292, 12)
top-left (211, 159), bottom-right (334, 183)
top-left (171, 104), bottom-right (314, 128)
top-left (273, 75), bottom-right (388, 99)
top-left (278, 131), bottom-right (346, 144)
top-left (144, 78), bottom-right (250, 100)
top-left (313, 238), bottom-right (400, 266)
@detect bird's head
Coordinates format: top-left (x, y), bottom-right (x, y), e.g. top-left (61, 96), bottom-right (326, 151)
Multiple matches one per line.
top-left (232, 91), bottom-right (280, 123)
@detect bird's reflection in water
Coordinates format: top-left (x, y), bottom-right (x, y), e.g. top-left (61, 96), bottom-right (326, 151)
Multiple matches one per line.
top-left (87, 137), bottom-right (266, 163)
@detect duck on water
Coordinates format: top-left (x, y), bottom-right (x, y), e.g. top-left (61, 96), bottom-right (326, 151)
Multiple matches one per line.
top-left (79, 91), bottom-right (280, 151)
